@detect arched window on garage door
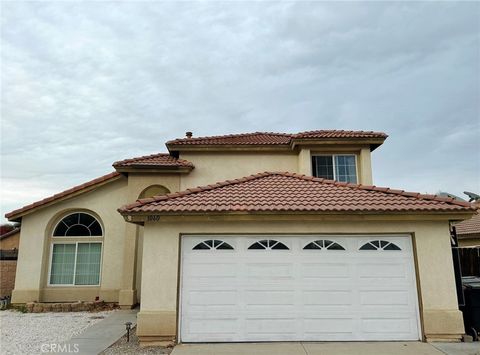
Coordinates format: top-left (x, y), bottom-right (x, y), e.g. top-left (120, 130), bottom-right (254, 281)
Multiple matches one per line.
top-left (359, 240), bottom-right (401, 251)
top-left (193, 240), bottom-right (234, 250)
top-left (248, 240), bottom-right (289, 250)
top-left (304, 240), bottom-right (345, 250)
top-left (49, 212), bottom-right (103, 286)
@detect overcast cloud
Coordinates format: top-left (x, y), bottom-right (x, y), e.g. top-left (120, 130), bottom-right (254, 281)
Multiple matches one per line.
top-left (1, 1), bottom-right (479, 223)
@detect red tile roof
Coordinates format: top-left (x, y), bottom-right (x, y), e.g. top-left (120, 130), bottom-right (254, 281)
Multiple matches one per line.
top-left (5, 172), bottom-right (122, 220)
top-left (166, 130), bottom-right (387, 147)
top-left (455, 207), bottom-right (480, 237)
top-left (113, 153), bottom-right (194, 169)
top-left (294, 130), bottom-right (388, 139)
top-left (167, 132), bottom-right (292, 146)
top-left (119, 172), bottom-right (475, 215)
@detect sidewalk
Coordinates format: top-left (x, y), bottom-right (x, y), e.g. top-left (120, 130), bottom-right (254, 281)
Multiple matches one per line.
top-left (59, 309), bottom-right (138, 355)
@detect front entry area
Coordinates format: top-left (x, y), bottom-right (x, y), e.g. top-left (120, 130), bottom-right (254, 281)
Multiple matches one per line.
top-left (179, 235), bottom-right (421, 342)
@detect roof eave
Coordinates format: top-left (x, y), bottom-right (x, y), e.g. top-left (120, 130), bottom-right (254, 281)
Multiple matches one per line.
top-left (290, 137), bottom-right (387, 151)
top-left (166, 144), bottom-right (292, 153)
top-left (5, 174), bottom-right (123, 222)
top-left (114, 165), bottom-right (194, 174)
top-left (119, 210), bottom-right (476, 225)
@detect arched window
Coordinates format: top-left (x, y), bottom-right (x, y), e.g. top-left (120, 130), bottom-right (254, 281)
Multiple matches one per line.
top-left (192, 240), bottom-right (234, 250)
top-left (304, 240), bottom-right (345, 250)
top-left (139, 185), bottom-right (170, 199)
top-left (49, 212), bottom-right (103, 286)
top-left (53, 212), bottom-right (102, 237)
top-left (248, 240), bottom-right (289, 250)
top-left (359, 240), bottom-right (401, 251)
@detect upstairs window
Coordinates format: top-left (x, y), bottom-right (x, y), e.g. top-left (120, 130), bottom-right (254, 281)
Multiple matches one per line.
top-left (312, 155), bottom-right (357, 183)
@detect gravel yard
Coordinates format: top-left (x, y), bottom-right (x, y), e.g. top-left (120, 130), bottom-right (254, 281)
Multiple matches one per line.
top-left (101, 326), bottom-right (172, 355)
top-left (0, 309), bottom-right (113, 355)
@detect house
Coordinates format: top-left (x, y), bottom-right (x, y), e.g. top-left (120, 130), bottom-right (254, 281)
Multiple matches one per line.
top-left (0, 227), bottom-right (20, 298)
top-left (454, 204), bottom-right (480, 277)
top-left (456, 202), bottom-right (480, 247)
top-left (5, 130), bottom-right (477, 344)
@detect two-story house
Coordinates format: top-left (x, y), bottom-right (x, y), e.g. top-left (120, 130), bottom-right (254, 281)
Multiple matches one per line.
top-left (5, 130), bottom-right (476, 344)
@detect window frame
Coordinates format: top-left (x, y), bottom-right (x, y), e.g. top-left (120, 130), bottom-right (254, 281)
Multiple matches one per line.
top-left (48, 241), bottom-right (103, 287)
top-left (311, 154), bottom-right (359, 183)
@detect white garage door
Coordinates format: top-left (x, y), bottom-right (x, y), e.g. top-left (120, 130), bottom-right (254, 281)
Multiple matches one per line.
top-left (180, 235), bottom-right (420, 342)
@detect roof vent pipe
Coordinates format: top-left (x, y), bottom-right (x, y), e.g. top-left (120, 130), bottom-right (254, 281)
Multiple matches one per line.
top-left (186, 131), bottom-right (193, 138)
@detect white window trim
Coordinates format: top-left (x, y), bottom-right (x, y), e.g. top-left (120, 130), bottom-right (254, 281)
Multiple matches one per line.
top-left (47, 241), bottom-right (103, 287)
top-left (311, 154), bottom-right (359, 183)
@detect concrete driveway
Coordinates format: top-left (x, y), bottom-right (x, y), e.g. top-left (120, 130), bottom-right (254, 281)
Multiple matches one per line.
top-left (171, 341), bottom-right (479, 355)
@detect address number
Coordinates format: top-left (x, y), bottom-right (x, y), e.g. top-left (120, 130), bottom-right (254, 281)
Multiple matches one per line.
top-left (147, 215), bottom-right (160, 221)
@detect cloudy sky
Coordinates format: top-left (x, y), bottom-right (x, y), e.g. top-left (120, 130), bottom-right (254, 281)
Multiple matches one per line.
top-left (1, 1), bottom-right (479, 223)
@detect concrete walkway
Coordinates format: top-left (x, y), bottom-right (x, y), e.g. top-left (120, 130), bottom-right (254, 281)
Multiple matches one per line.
top-left (172, 342), bottom-right (479, 355)
top-left (59, 309), bottom-right (138, 355)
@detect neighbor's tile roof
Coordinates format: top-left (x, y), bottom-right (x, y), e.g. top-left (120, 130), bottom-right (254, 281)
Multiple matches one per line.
top-left (119, 172), bottom-right (475, 215)
top-left (5, 172), bottom-right (122, 220)
top-left (113, 153), bottom-right (194, 168)
top-left (455, 208), bottom-right (480, 237)
top-left (166, 130), bottom-right (387, 146)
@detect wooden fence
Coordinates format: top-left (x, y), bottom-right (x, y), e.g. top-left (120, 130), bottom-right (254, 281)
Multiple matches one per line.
top-left (459, 247), bottom-right (480, 276)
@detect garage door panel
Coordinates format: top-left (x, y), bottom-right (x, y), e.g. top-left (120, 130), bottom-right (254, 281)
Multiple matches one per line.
top-left (304, 318), bottom-right (355, 334)
top-left (358, 263), bottom-right (407, 279)
top-left (359, 290), bottom-right (409, 306)
top-left (180, 235), bottom-right (420, 342)
top-left (245, 318), bottom-right (297, 335)
top-left (246, 263), bottom-right (293, 279)
top-left (361, 318), bottom-right (414, 334)
top-left (186, 263), bottom-right (237, 278)
top-left (187, 290), bottom-right (237, 306)
top-left (244, 290), bottom-right (295, 306)
top-left (303, 290), bottom-right (352, 305)
top-left (301, 263), bottom-right (350, 278)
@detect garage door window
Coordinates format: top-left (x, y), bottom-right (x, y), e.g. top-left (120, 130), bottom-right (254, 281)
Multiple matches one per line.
top-left (192, 240), bottom-right (234, 250)
top-left (248, 240), bottom-right (289, 250)
top-left (360, 240), bottom-right (401, 250)
top-left (304, 240), bottom-right (345, 250)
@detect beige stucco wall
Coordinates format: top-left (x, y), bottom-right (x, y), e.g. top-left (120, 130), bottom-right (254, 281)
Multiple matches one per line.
top-left (180, 148), bottom-right (374, 190)
top-left (12, 177), bottom-right (129, 304)
top-left (179, 152), bottom-right (298, 190)
top-left (137, 217), bottom-right (463, 342)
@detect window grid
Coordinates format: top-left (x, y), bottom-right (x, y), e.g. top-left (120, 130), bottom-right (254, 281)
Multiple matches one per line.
top-left (49, 242), bottom-right (102, 286)
top-left (53, 212), bottom-right (102, 237)
top-left (192, 240), bottom-right (234, 250)
top-left (359, 240), bottom-right (401, 251)
top-left (312, 155), bottom-right (358, 183)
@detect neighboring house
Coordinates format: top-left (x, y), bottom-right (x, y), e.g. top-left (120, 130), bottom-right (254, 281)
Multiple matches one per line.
top-left (456, 203), bottom-right (480, 247)
top-left (5, 130), bottom-right (477, 344)
top-left (455, 203), bottom-right (480, 277)
top-left (0, 227), bottom-right (20, 298)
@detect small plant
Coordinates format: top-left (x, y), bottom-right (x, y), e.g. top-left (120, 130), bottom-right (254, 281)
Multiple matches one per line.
top-left (11, 304), bottom-right (28, 313)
